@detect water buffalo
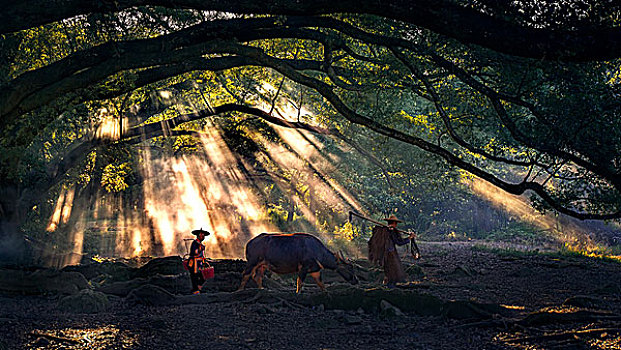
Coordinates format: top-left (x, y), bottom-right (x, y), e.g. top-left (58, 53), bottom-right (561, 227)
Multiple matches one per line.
top-left (238, 233), bottom-right (358, 293)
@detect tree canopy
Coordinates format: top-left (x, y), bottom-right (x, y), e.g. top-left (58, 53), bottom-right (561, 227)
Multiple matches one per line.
top-left (1, 0), bottom-right (621, 256)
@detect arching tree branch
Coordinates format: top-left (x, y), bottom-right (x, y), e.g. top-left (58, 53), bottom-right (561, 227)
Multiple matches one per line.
top-left (3, 1), bottom-right (621, 61)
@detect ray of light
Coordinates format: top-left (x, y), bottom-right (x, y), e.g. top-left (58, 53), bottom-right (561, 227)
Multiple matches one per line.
top-left (135, 121), bottom-right (277, 258)
top-left (468, 176), bottom-right (601, 252)
top-left (46, 188), bottom-right (67, 232)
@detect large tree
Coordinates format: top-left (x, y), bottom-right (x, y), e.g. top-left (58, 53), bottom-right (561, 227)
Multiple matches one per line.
top-left (1, 1), bottom-right (621, 260)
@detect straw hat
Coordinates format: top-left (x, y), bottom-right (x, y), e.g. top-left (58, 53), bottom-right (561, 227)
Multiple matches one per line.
top-left (383, 214), bottom-right (402, 223)
top-left (191, 228), bottom-right (211, 236)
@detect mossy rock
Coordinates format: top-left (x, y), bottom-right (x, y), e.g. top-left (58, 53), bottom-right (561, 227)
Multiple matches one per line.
top-left (0, 268), bottom-right (88, 295)
top-left (58, 289), bottom-right (109, 313)
top-left (133, 256), bottom-right (185, 278)
top-left (301, 286), bottom-right (509, 320)
top-left (97, 274), bottom-right (190, 296)
top-left (306, 286), bottom-right (445, 315)
top-left (126, 284), bottom-right (177, 306)
top-left (62, 260), bottom-right (133, 281)
top-left (449, 265), bottom-right (476, 278)
top-left (379, 300), bottom-right (404, 319)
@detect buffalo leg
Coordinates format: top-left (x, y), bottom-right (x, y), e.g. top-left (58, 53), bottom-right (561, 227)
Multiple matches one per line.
top-left (296, 266), bottom-right (309, 294)
top-left (296, 276), bottom-right (303, 294)
top-left (254, 263), bottom-right (267, 289)
top-left (309, 271), bottom-right (325, 291)
top-left (238, 263), bottom-right (259, 291)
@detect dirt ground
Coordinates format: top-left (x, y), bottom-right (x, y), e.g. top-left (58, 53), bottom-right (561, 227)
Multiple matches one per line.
top-left (1, 241), bottom-right (620, 350)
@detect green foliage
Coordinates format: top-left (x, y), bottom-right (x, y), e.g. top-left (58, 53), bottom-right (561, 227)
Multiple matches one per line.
top-left (1, 6), bottom-right (620, 262)
top-left (100, 162), bottom-right (133, 193)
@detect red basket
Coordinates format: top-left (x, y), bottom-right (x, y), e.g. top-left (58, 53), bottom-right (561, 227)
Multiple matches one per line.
top-left (182, 259), bottom-right (189, 271)
top-left (201, 266), bottom-right (214, 279)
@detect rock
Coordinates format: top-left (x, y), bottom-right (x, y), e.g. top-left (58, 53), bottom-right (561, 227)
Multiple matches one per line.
top-left (88, 273), bottom-right (112, 288)
top-left (380, 300), bottom-right (404, 317)
top-left (126, 284), bottom-right (177, 306)
top-left (133, 256), bottom-right (185, 278)
top-left (563, 295), bottom-right (609, 309)
top-left (442, 300), bottom-right (500, 320)
top-left (309, 286), bottom-right (444, 315)
top-left (62, 260), bottom-right (132, 281)
top-left (58, 289), bottom-right (109, 313)
top-left (0, 268), bottom-right (88, 295)
top-left (449, 265), bottom-right (475, 278)
top-left (364, 268), bottom-right (384, 283)
top-left (97, 274), bottom-right (191, 296)
top-left (405, 264), bottom-right (425, 278)
top-left (343, 314), bottom-right (363, 325)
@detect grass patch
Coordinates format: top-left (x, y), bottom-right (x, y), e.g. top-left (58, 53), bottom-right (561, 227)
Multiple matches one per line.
top-left (472, 244), bottom-right (621, 263)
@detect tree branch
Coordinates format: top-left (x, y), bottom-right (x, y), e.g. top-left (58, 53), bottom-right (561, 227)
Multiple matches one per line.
top-left (226, 43), bottom-right (621, 219)
top-left (3, 1), bottom-right (621, 61)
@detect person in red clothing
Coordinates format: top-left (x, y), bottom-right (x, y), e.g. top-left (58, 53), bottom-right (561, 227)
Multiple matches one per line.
top-left (188, 228), bottom-right (210, 294)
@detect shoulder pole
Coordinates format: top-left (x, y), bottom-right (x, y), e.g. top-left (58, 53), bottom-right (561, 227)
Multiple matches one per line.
top-left (349, 211), bottom-right (420, 259)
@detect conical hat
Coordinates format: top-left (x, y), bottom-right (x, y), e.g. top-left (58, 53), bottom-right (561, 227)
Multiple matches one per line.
top-left (191, 228), bottom-right (211, 236)
top-left (383, 214), bottom-right (402, 223)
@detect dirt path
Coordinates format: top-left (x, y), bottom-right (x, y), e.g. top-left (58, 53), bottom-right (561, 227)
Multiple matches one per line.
top-left (1, 242), bottom-right (620, 349)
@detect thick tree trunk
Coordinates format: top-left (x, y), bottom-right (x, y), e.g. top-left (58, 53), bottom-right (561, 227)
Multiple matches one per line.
top-left (0, 185), bottom-right (27, 264)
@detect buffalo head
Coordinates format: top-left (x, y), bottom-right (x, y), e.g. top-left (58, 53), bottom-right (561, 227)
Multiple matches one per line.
top-left (335, 251), bottom-right (358, 285)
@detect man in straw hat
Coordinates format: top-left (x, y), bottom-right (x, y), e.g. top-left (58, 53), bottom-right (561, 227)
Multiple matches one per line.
top-left (188, 228), bottom-right (210, 294)
top-left (368, 214), bottom-right (416, 287)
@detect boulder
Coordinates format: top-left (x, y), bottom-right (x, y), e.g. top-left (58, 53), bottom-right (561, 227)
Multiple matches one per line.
top-left (449, 265), bottom-right (476, 278)
top-left (342, 314), bottom-right (363, 325)
top-left (380, 300), bottom-right (404, 318)
top-left (308, 286), bottom-right (445, 315)
top-left (63, 260), bottom-right (133, 282)
top-left (0, 268), bottom-right (88, 295)
top-left (305, 286), bottom-right (508, 320)
top-left (58, 289), bottom-right (109, 313)
top-left (133, 256), bottom-right (185, 278)
top-left (126, 284), bottom-right (177, 306)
